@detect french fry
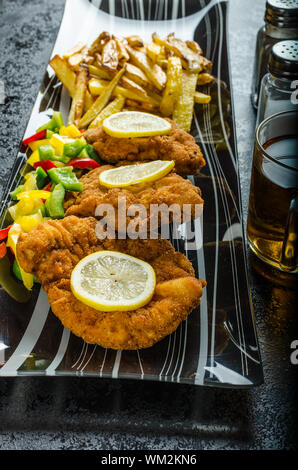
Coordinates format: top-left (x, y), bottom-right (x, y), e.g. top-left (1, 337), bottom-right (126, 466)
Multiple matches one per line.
top-left (101, 39), bottom-right (119, 72)
top-left (63, 42), bottom-right (86, 58)
top-left (83, 56), bottom-right (95, 65)
top-left (197, 72), bottom-right (215, 86)
top-left (126, 45), bottom-right (166, 90)
top-left (172, 71), bottom-right (198, 132)
top-left (121, 76), bottom-right (149, 98)
top-left (79, 67), bottom-right (125, 128)
top-left (89, 95), bottom-right (125, 128)
top-left (126, 35), bottom-right (144, 48)
top-left (89, 64), bottom-right (112, 80)
top-left (68, 49), bottom-right (87, 70)
top-left (88, 32), bottom-right (111, 56)
top-left (153, 33), bottom-right (203, 73)
top-left (125, 63), bottom-right (153, 89)
top-left (115, 38), bottom-right (129, 64)
top-left (49, 55), bottom-right (76, 97)
top-left (146, 43), bottom-right (162, 62)
top-left (124, 99), bottom-right (156, 113)
top-left (50, 31), bottom-right (214, 131)
top-left (88, 78), bottom-right (160, 106)
top-left (201, 56), bottom-right (213, 72)
top-left (186, 40), bottom-right (202, 55)
top-left (160, 56), bottom-right (182, 116)
top-left (84, 90), bottom-right (94, 112)
top-left (68, 67), bottom-right (88, 125)
top-left (194, 91), bottom-right (211, 104)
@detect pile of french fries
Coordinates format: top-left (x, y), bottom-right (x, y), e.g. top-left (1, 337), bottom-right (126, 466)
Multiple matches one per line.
top-left (49, 32), bottom-right (214, 133)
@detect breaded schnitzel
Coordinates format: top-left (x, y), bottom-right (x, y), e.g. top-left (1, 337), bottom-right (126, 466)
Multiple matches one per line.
top-left (16, 216), bottom-right (206, 350)
top-left (64, 165), bottom-right (204, 233)
top-left (83, 119), bottom-right (205, 176)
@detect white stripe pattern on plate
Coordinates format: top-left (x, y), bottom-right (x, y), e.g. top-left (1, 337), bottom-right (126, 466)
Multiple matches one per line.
top-left (0, 289), bottom-right (50, 376)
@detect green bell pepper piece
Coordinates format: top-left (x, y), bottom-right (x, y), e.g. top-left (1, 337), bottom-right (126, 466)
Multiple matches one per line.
top-left (31, 204), bottom-right (46, 217)
top-left (37, 111), bottom-right (64, 133)
top-left (10, 185), bottom-right (24, 201)
top-left (53, 155), bottom-right (70, 164)
top-left (52, 111), bottom-right (64, 130)
top-left (38, 144), bottom-right (70, 164)
top-left (77, 147), bottom-right (90, 159)
top-left (63, 137), bottom-right (86, 158)
top-left (36, 166), bottom-right (48, 189)
top-left (46, 130), bottom-right (54, 139)
top-left (38, 144), bottom-right (55, 161)
top-left (85, 144), bottom-right (102, 163)
top-left (44, 183), bottom-right (65, 219)
top-left (48, 167), bottom-right (83, 192)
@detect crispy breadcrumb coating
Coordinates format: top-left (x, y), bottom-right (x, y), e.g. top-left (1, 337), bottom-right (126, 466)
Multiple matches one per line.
top-left (64, 166), bottom-right (204, 232)
top-left (17, 216), bottom-right (206, 350)
top-left (83, 119), bottom-right (205, 176)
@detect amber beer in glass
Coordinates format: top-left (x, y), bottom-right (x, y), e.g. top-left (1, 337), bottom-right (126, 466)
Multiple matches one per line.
top-left (247, 110), bottom-right (298, 273)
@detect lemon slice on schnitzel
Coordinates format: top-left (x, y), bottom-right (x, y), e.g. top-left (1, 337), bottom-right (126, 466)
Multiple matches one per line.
top-left (102, 111), bottom-right (172, 138)
top-left (70, 251), bottom-right (156, 312)
top-left (99, 160), bottom-right (175, 188)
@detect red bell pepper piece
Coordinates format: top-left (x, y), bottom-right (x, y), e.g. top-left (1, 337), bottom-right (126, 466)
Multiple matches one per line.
top-left (34, 160), bottom-right (58, 172)
top-left (22, 129), bottom-right (47, 146)
top-left (41, 183), bottom-right (52, 203)
top-left (0, 226), bottom-right (11, 241)
top-left (0, 242), bottom-right (7, 259)
top-left (43, 183), bottom-right (52, 192)
top-left (66, 158), bottom-right (100, 170)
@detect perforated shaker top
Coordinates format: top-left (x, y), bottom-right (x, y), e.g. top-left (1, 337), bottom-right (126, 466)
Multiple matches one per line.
top-left (265, 0), bottom-right (298, 27)
top-left (269, 40), bottom-right (298, 78)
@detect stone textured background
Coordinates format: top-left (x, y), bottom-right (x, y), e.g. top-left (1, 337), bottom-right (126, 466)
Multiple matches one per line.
top-left (0, 0), bottom-right (297, 450)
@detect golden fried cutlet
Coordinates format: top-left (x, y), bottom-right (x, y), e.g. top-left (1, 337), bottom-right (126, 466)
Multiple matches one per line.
top-left (83, 119), bottom-right (205, 176)
top-left (16, 216), bottom-right (206, 350)
top-left (64, 166), bottom-right (204, 232)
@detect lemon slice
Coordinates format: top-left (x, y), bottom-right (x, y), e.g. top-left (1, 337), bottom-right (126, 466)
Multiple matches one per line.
top-left (70, 251), bottom-right (156, 312)
top-left (99, 160), bottom-right (175, 188)
top-left (102, 111), bottom-right (172, 138)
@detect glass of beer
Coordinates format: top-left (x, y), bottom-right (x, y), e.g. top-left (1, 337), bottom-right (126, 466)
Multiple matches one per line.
top-left (247, 110), bottom-right (298, 273)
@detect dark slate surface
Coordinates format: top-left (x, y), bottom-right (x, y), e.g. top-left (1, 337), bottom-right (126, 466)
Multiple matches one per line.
top-left (0, 0), bottom-right (297, 450)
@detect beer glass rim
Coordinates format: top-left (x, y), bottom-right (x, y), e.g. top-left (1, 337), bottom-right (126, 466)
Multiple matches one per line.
top-left (255, 110), bottom-right (298, 173)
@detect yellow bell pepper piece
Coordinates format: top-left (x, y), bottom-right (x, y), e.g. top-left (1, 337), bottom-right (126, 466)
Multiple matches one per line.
top-left (17, 190), bottom-right (51, 200)
top-left (23, 172), bottom-right (37, 191)
top-left (6, 223), bottom-right (20, 254)
top-left (27, 149), bottom-right (40, 167)
top-left (6, 223), bottom-right (34, 290)
top-left (9, 195), bottom-right (35, 220)
top-left (28, 139), bottom-right (51, 151)
top-left (59, 124), bottom-right (81, 138)
top-left (50, 134), bottom-right (74, 156)
top-left (15, 211), bottom-right (43, 233)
